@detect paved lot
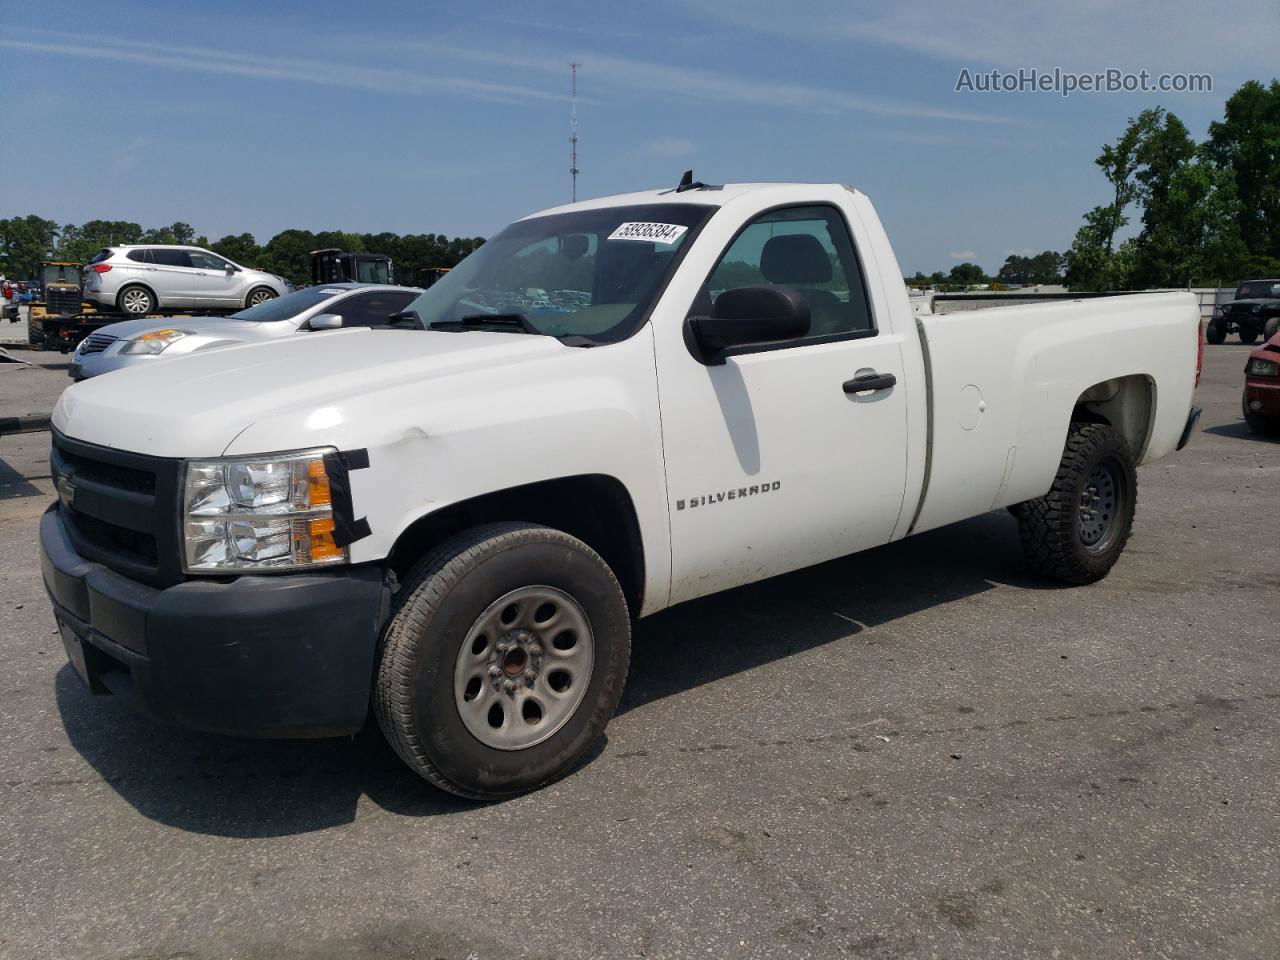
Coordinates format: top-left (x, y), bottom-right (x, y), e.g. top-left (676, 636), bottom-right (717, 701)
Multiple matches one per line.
top-left (1, 344), bottom-right (1276, 960)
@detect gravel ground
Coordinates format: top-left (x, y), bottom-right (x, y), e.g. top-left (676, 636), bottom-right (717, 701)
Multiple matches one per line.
top-left (0, 343), bottom-right (1275, 960)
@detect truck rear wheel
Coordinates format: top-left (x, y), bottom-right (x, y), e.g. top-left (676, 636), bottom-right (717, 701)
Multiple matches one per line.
top-left (374, 523), bottom-right (631, 799)
top-left (1265, 316), bottom-right (1279, 341)
top-left (1239, 328), bottom-right (1259, 345)
top-left (1015, 423), bottom-right (1137, 584)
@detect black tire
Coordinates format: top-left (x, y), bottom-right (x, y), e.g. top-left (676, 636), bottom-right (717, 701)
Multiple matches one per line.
top-left (27, 314), bottom-right (43, 348)
top-left (1015, 423), bottom-right (1137, 584)
top-left (1205, 320), bottom-right (1227, 345)
top-left (375, 522), bottom-right (631, 799)
top-left (244, 286), bottom-right (277, 309)
top-left (1239, 328), bottom-right (1259, 345)
top-left (1264, 316), bottom-right (1280, 341)
top-left (117, 284), bottom-right (155, 316)
top-left (1243, 393), bottom-right (1280, 436)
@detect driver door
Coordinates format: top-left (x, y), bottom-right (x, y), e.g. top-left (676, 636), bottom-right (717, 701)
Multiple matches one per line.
top-left (654, 203), bottom-right (909, 605)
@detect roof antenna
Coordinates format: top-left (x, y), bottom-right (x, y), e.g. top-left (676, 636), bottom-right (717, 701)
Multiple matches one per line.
top-left (675, 169), bottom-right (705, 193)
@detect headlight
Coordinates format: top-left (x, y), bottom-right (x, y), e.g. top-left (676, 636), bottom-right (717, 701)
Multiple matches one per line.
top-left (1251, 304), bottom-right (1262, 314)
top-left (182, 449), bottom-right (347, 572)
top-left (1248, 358), bottom-right (1279, 377)
top-left (121, 328), bottom-right (193, 355)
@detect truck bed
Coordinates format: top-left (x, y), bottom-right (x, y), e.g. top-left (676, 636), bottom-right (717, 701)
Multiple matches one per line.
top-left (907, 292), bottom-right (1200, 536)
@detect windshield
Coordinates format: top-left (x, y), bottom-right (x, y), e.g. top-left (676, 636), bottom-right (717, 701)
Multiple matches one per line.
top-left (42, 264), bottom-right (81, 287)
top-left (230, 286), bottom-right (343, 322)
top-left (355, 259), bottom-right (391, 284)
top-left (1237, 280), bottom-right (1280, 299)
top-left (404, 203), bottom-right (714, 342)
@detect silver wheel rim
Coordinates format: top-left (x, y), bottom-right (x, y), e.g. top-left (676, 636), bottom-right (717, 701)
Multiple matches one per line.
top-left (1078, 459), bottom-right (1123, 553)
top-left (122, 289), bottom-right (150, 314)
top-left (249, 289), bottom-right (274, 306)
top-left (453, 586), bottom-right (594, 751)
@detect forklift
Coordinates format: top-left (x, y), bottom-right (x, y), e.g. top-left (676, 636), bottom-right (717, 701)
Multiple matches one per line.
top-left (26, 262), bottom-right (98, 348)
top-left (310, 249), bottom-right (394, 285)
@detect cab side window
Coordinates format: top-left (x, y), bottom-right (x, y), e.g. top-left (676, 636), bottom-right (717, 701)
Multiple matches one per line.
top-left (336, 291), bottom-right (417, 328)
top-left (703, 205), bottom-right (873, 340)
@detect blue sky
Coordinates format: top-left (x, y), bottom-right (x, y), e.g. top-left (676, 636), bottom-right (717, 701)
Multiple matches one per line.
top-left (2, 0), bottom-right (1275, 274)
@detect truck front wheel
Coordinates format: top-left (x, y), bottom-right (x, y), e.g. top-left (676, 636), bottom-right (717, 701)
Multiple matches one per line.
top-left (374, 523), bottom-right (631, 799)
top-left (1015, 423), bottom-right (1137, 584)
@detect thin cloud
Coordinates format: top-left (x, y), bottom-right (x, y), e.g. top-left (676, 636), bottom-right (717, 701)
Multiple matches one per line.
top-left (644, 137), bottom-right (696, 157)
top-left (381, 39), bottom-right (1022, 125)
top-left (479, 15), bottom-right (645, 40)
top-left (0, 34), bottom-right (571, 105)
top-left (687, 0), bottom-right (1271, 77)
top-left (949, 250), bottom-right (978, 260)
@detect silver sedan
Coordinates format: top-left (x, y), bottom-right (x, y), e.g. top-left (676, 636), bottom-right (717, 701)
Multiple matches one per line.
top-left (69, 283), bottom-right (422, 379)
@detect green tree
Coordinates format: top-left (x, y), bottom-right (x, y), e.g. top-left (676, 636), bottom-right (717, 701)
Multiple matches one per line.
top-left (0, 215), bottom-right (60, 278)
top-left (1132, 163), bottom-right (1249, 287)
top-left (1204, 79), bottom-right (1280, 263)
top-left (947, 262), bottom-right (986, 286)
top-left (210, 233), bottom-right (264, 268)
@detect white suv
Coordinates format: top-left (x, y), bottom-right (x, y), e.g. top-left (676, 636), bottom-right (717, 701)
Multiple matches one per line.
top-left (83, 245), bottom-right (289, 316)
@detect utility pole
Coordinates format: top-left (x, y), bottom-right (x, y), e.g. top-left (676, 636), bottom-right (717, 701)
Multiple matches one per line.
top-left (569, 62), bottom-right (580, 203)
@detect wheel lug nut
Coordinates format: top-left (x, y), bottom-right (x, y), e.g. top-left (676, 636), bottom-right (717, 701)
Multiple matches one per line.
top-left (525, 670), bottom-right (537, 684)
top-left (504, 679), bottom-right (518, 694)
top-left (488, 666), bottom-right (501, 677)
top-left (528, 642), bottom-right (543, 655)
top-left (496, 641), bottom-right (510, 653)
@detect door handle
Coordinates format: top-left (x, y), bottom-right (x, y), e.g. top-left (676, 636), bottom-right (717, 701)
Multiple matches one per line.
top-left (843, 371), bottom-right (897, 394)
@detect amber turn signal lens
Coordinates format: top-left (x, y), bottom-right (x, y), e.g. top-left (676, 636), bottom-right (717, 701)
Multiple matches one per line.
top-left (306, 458), bottom-right (332, 506)
top-left (308, 516), bottom-right (343, 561)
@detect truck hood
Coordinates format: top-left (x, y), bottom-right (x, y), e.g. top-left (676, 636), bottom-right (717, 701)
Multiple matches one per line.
top-left (53, 328), bottom-right (566, 457)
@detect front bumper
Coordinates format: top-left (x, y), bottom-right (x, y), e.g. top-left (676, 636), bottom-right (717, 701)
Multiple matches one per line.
top-left (40, 505), bottom-right (390, 738)
top-left (1244, 378), bottom-right (1280, 418)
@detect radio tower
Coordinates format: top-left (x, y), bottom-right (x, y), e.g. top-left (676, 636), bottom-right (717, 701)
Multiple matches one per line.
top-left (569, 62), bottom-right (580, 202)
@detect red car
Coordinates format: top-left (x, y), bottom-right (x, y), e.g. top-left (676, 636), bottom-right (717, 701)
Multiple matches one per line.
top-left (1243, 330), bottom-right (1280, 435)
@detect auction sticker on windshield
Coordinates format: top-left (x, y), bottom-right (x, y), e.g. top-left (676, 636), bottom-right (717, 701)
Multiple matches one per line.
top-left (607, 222), bottom-right (689, 244)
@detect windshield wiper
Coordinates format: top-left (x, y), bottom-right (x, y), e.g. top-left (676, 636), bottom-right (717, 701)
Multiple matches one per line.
top-left (433, 313), bottom-right (542, 335)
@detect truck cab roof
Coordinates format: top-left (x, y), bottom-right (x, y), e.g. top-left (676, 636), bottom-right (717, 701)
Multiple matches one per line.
top-left (523, 182), bottom-right (859, 220)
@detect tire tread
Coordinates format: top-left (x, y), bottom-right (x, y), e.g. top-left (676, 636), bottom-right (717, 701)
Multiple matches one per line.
top-left (1016, 423), bottom-right (1136, 585)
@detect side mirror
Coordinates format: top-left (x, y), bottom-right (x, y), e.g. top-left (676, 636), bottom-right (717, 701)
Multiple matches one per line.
top-left (308, 313), bottom-right (343, 330)
top-left (684, 285), bottom-right (810, 364)
top-left (225, 264), bottom-right (237, 274)
top-left (386, 309), bottom-right (425, 329)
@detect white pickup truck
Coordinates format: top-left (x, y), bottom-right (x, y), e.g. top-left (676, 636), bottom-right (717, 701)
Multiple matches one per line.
top-left (41, 181), bottom-right (1203, 798)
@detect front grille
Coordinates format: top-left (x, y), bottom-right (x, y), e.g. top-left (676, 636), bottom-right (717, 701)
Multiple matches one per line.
top-left (79, 333), bottom-right (118, 356)
top-left (46, 287), bottom-right (82, 316)
top-left (51, 430), bottom-right (184, 586)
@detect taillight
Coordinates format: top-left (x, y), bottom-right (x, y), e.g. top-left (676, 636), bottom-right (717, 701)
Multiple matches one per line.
top-left (1195, 320), bottom-right (1205, 387)
top-left (91, 264), bottom-right (112, 273)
